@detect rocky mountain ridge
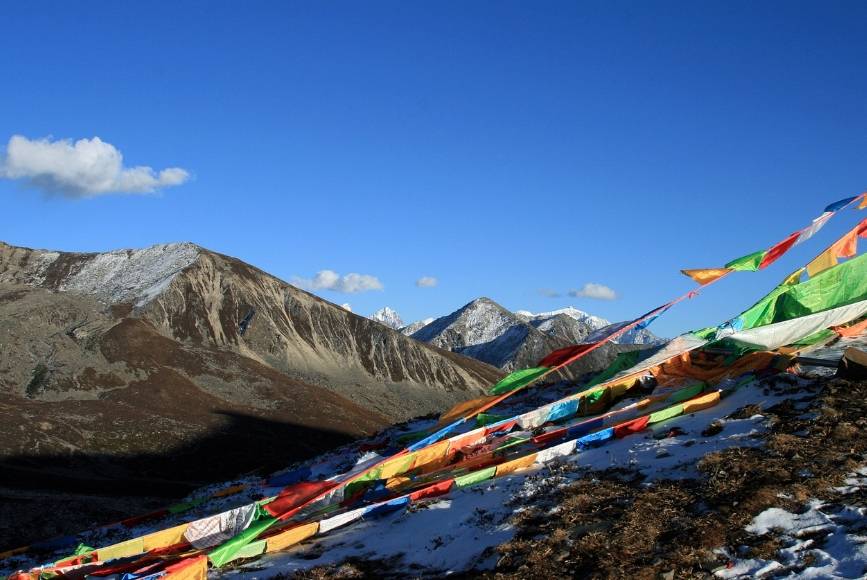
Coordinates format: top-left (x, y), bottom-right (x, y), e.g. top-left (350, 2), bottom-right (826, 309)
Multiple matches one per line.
top-left (384, 300), bottom-right (662, 373)
top-left (408, 297), bottom-right (640, 376)
top-left (0, 241), bottom-right (502, 495)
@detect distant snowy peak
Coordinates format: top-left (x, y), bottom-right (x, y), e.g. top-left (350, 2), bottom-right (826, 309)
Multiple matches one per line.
top-left (400, 317), bottom-right (434, 336)
top-left (408, 297), bottom-right (634, 374)
top-left (585, 321), bottom-right (664, 345)
top-left (410, 297), bottom-right (545, 369)
top-left (412, 297), bottom-right (516, 347)
top-left (519, 306), bottom-right (664, 346)
top-left (518, 306), bottom-right (610, 329)
top-left (370, 306), bottom-right (405, 330)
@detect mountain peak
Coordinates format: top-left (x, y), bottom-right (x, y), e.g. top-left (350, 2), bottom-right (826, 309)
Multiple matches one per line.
top-left (0, 240), bottom-right (202, 307)
top-left (370, 306), bottom-right (405, 330)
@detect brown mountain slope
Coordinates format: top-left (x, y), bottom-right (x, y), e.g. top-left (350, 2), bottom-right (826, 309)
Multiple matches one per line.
top-left (0, 241), bottom-right (501, 499)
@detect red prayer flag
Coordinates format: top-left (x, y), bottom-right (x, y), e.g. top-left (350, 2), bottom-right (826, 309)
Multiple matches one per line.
top-left (532, 428), bottom-right (566, 445)
top-left (613, 415), bottom-right (650, 438)
top-left (537, 344), bottom-right (593, 368)
top-left (759, 232), bottom-right (800, 269)
top-left (264, 480), bottom-right (337, 517)
top-left (409, 479), bottom-right (454, 501)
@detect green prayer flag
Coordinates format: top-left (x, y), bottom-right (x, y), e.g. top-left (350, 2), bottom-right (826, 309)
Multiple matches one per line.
top-left (648, 404), bottom-right (684, 424)
top-left (73, 544), bottom-right (94, 556)
top-left (228, 539), bottom-right (267, 563)
top-left (208, 515), bottom-right (278, 568)
top-left (734, 253), bottom-right (867, 330)
top-left (725, 250), bottom-right (767, 272)
top-left (584, 388), bottom-right (607, 406)
top-left (586, 350), bottom-right (643, 387)
top-left (454, 466), bottom-right (497, 488)
top-left (489, 367), bottom-right (548, 395)
top-left (476, 413), bottom-right (506, 426)
top-left (668, 383), bottom-right (705, 404)
top-left (345, 465), bottom-right (384, 498)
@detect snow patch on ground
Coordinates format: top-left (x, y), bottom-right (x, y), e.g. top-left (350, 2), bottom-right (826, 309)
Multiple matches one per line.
top-left (715, 468), bottom-right (867, 579)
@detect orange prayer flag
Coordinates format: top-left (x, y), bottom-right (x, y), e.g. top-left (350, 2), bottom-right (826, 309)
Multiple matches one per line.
top-left (859, 194), bottom-right (867, 210)
top-left (833, 318), bottom-right (867, 338)
top-left (163, 556), bottom-right (207, 580)
top-left (807, 219), bottom-right (865, 277)
top-left (437, 395), bottom-right (499, 426)
top-left (495, 453), bottom-right (537, 477)
top-left (833, 222), bottom-right (861, 259)
top-left (680, 268), bottom-right (732, 285)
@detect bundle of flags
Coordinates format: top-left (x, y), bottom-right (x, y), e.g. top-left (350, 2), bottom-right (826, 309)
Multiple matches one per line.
top-left (682, 194), bottom-right (866, 285)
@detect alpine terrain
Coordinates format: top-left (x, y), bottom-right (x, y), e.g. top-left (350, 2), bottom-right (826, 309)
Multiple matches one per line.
top-left (0, 240), bottom-right (501, 539)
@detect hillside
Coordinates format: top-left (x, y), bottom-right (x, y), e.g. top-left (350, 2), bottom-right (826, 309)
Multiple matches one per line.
top-left (0, 241), bottom-right (501, 515)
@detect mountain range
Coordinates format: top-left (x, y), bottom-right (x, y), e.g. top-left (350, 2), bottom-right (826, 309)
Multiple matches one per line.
top-left (0, 241), bottom-right (501, 496)
top-left (367, 300), bottom-right (663, 374)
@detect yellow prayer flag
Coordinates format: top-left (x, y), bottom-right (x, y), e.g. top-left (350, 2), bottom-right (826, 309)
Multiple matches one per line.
top-left (265, 522), bottom-right (319, 553)
top-left (682, 391), bottom-right (721, 414)
top-left (410, 440), bottom-right (450, 471)
top-left (98, 537), bottom-right (145, 562)
top-left (379, 453), bottom-right (416, 479)
top-left (141, 523), bottom-right (189, 551)
top-left (782, 267), bottom-right (804, 286)
top-left (807, 248), bottom-right (839, 277)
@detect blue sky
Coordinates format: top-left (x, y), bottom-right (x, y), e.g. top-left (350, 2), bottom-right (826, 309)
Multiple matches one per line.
top-left (1, 1), bottom-right (866, 337)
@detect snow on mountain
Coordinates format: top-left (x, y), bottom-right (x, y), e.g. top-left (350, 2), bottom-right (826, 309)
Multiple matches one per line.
top-left (519, 306), bottom-right (610, 330)
top-left (522, 306), bottom-right (664, 346)
top-left (408, 300), bottom-right (664, 371)
top-left (584, 320), bottom-right (665, 345)
top-left (400, 317), bottom-right (434, 336)
top-left (370, 306), bottom-right (405, 330)
top-left (0, 242), bottom-right (202, 307)
top-left (410, 297), bottom-right (622, 374)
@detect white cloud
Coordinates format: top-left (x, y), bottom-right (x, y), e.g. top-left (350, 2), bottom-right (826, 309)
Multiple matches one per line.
top-left (568, 283), bottom-right (617, 301)
top-left (292, 269), bottom-right (384, 294)
top-left (0, 135), bottom-right (190, 198)
top-left (415, 276), bottom-right (438, 288)
top-left (538, 288), bottom-right (561, 298)
top-left (340, 303), bottom-right (353, 312)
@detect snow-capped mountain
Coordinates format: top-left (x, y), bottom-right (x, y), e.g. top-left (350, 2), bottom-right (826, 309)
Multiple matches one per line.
top-left (400, 317), bottom-right (434, 336)
top-left (516, 306), bottom-right (609, 330)
top-left (409, 299), bottom-right (664, 373)
top-left (584, 320), bottom-right (664, 345)
top-left (518, 306), bottom-right (663, 346)
top-left (370, 306), bottom-right (405, 330)
top-left (410, 297), bottom-right (627, 374)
